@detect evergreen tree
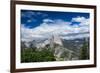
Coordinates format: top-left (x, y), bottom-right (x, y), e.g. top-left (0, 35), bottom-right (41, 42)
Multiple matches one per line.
top-left (79, 40), bottom-right (89, 60)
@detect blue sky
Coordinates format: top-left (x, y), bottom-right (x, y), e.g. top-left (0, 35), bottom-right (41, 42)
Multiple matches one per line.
top-left (21, 10), bottom-right (89, 28)
top-left (21, 10), bottom-right (90, 41)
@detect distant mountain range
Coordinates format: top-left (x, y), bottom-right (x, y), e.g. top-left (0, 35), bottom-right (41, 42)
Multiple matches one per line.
top-left (21, 34), bottom-right (89, 61)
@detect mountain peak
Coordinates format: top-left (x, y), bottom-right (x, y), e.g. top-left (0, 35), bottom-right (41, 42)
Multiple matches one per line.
top-left (50, 34), bottom-right (63, 47)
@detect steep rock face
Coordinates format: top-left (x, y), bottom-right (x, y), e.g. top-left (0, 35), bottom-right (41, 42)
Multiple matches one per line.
top-left (53, 46), bottom-right (79, 61)
top-left (47, 34), bottom-right (79, 61)
top-left (52, 34), bottom-right (63, 46)
top-left (49, 34), bottom-right (63, 48)
top-left (31, 34), bottom-right (63, 51)
top-left (21, 34), bottom-right (89, 61)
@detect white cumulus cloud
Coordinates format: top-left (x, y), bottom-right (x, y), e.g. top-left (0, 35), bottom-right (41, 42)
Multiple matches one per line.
top-left (21, 16), bottom-right (90, 41)
top-left (72, 16), bottom-right (86, 22)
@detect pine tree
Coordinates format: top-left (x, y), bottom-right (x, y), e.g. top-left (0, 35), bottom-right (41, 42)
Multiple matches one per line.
top-left (79, 39), bottom-right (89, 60)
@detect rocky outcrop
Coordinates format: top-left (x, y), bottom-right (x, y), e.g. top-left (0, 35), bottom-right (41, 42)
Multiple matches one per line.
top-left (21, 34), bottom-right (89, 61)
